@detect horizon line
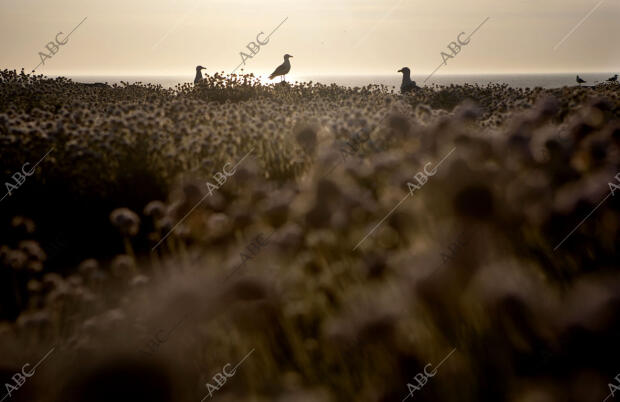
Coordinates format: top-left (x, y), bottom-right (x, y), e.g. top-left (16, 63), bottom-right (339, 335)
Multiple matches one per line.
top-left (28, 70), bottom-right (618, 78)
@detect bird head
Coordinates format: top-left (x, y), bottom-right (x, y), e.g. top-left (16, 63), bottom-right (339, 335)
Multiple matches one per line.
top-left (196, 65), bottom-right (206, 71)
top-left (284, 54), bottom-right (293, 59)
top-left (398, 67), bottom-right (410, 74)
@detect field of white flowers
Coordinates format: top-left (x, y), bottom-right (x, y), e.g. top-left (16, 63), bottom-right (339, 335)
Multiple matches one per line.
top-left (1, 68), bottom-right (619, 402)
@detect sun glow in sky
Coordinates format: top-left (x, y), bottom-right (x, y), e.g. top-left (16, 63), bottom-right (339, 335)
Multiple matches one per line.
top-left (0, 0), bottom-right (619, 78)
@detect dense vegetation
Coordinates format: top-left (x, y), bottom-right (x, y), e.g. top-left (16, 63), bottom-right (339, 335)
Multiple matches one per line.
top-left (1, 68), bottom-right (619, 402)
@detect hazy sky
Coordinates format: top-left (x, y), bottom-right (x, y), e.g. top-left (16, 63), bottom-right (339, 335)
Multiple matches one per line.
top-left (0, 0), bottom-right (618, 78)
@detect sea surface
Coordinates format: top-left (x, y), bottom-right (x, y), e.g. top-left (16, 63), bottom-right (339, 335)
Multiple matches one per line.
top-left (63, 73), bottom-right (616, 90)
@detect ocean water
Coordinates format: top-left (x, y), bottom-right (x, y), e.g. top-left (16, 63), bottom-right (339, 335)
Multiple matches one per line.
top-left (64, 73), bottom-right (617, 90)
top-left (299, 73), bottom-right (617, 90)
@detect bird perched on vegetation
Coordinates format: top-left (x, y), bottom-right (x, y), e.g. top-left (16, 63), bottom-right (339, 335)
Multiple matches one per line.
top-left (194, 66), bottom-right (206, 84)
top-left (269, 54), bottom-right (293, 82)
top-left (607, 74), bottom-right (618, 82)
top-left (576, 75), bottom-right (586, 85)
top-left (397, 67), bottom-right (418, 93)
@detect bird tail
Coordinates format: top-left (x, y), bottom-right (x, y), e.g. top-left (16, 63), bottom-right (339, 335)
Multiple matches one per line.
top-left (268, 74), bottom-right (275, 80)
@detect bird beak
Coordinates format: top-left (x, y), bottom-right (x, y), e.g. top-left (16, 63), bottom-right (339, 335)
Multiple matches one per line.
top-left (397, 69), bottom-right (402, 73)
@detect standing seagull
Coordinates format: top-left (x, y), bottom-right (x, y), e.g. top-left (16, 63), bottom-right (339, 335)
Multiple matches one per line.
top-left (269, 54), bottom-right (293, 82)
top-left (194, 65), bottom-right (206, 84)
top-left (397, 67), bottom-right (418, 93)
top-left (607, 74), bottom-right (618, 82)
top-left (576, 75), bottom-right (586, 85)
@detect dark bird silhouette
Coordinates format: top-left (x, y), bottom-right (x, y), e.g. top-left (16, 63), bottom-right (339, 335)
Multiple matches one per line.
top-left (576, 75), bottom-right (586, 85)
top-left (269, 54), bottom-right (293, 82)
top-left (397, 67), bottom-right (418, 93)
top-left (607, 74), bottom-right (618, 82)
top-left (194, 65), bottom-right (206, 84)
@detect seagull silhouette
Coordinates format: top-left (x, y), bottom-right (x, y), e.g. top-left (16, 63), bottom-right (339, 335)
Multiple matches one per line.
top-left (194, 65), bottom-right (206, 85)
top-left (397, 67), bottom-right (418, 93)
top-left (576, 75), bottom-right (586, 85)
top-left (607, 74), bottom-right (618, 82)
top-left (269, 54), bottom-right (293, 82)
